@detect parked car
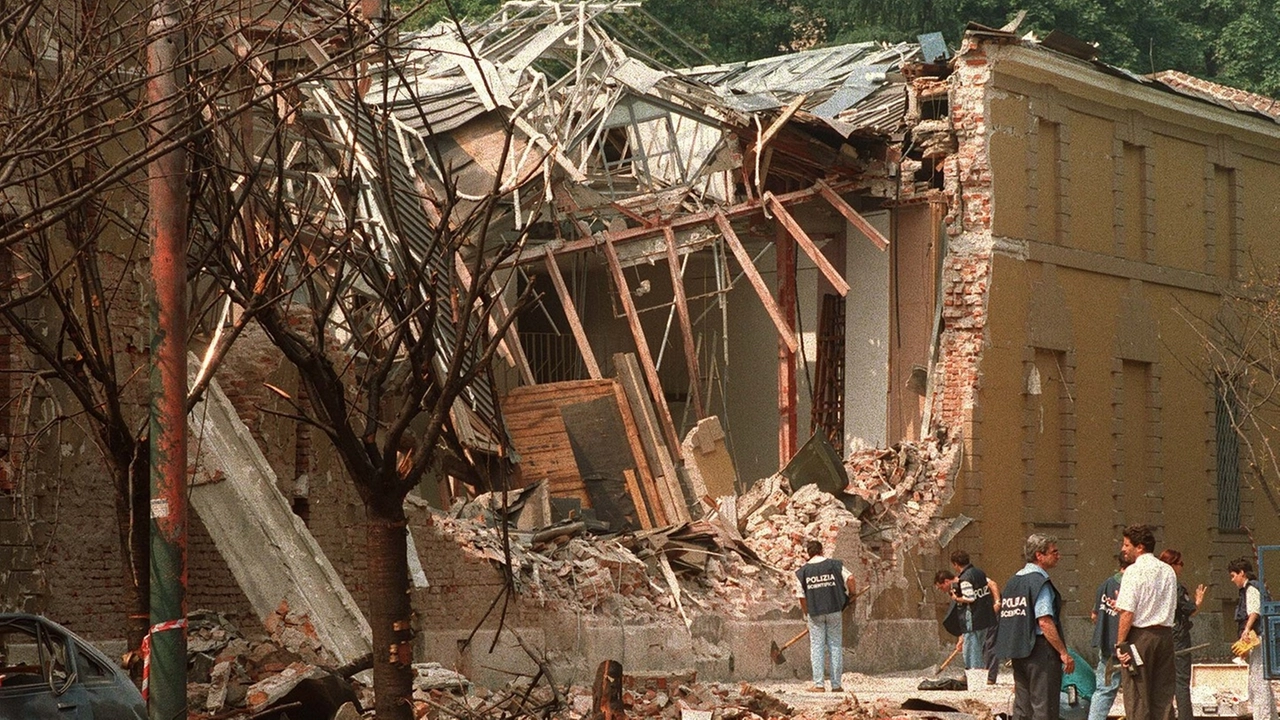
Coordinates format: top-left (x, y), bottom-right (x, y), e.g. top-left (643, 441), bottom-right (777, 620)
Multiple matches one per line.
top-left (0, 613), bottom-right (145, 719)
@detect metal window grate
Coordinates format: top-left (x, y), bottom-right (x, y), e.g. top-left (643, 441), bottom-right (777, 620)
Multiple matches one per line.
top-left (1215, 377), bottom-right (1241, 530)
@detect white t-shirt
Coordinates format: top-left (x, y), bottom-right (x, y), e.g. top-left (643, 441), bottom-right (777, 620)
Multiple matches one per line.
top-left (1246, 584), bottom-right (1262, 616)
top-left (1116, 552), bottom-right (1177, 627)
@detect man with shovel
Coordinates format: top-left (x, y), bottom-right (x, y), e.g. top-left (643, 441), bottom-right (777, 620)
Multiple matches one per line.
top-left (951, 550), bottom-right (1001, 685)
top-left (796, 539), bottom-right (857, 693)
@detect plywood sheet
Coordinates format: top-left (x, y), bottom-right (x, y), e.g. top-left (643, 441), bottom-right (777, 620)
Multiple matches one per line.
top-left (503, 380), bottom-right (659, 524)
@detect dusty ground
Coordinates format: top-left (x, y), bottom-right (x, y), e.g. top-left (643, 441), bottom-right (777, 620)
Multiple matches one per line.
top-left (759, 669), bottom-right (1014, 716)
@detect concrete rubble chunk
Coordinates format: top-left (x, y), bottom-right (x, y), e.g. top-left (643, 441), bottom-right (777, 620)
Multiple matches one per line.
top-left (245, 662), bottom-right (327, 710)
top-left (413, 662), bottom-right (473, 692)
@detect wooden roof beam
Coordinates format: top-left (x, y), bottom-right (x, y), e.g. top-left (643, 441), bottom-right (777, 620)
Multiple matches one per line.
top-left (815, 179), bottom-right (889, 251)
top-left (662, 226), bottom-right (705, 420)
top-left (713, 211), bottom-right (799, 353)
top-left (765, 193), bottom-right (850, 297)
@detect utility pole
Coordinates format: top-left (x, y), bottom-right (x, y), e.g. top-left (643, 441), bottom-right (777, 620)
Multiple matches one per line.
top-left (147, 0), bottom-right (188, 716)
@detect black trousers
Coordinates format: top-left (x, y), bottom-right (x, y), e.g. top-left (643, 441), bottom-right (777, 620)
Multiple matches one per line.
top-left (1163, 647), bottom-right (1192, 720)
top-left (1013, 635), bottom-right (1063, 720)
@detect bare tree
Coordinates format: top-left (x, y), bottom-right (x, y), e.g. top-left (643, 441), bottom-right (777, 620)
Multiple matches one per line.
top-left (0, 0), bottom-right (411, 657)
top-left (1180, 260), bottom-right (1280, 521)
top-left (203, 84), bottom-right (532, 716)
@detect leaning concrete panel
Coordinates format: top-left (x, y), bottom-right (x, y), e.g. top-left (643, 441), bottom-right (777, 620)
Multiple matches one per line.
top-left (189, 361), bottom-right (372, 667)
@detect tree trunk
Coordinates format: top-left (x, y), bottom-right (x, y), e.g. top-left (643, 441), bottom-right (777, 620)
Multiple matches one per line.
top-left (109, 441), bottom-right (149, 667)
top-left (367, 498), bottom-right (415, 720)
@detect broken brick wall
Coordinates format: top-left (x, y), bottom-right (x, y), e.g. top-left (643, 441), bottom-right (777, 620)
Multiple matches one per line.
top-left (1, 250), bottom-right (153, 640)
top-left (925, 34), bottom-right (1280, 660)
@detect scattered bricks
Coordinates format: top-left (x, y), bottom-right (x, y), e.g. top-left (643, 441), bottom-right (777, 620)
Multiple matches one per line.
top-left (622, 669), bottom-right (698, 693)
top-left (245, 662), bottom-right (325, 710)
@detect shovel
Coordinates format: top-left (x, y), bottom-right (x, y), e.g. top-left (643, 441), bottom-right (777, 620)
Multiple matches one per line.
top-left (770, 628), bottom-right (810, 665)
top-left (769, 588), bottom-right (868, 665)
top-left (934, 644), bottom-right (963, 676)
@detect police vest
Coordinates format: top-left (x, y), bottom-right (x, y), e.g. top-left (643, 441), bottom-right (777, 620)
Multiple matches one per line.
top-left (994, 570), bottom-right (1062, 660)
top-left (1236, 579), bottom-right (1269, 637)
top-left (958, 565), bottom-right (998, 631)
top-left (1091, 573), bottom-right (1121, 651)
top-left (797, 558), bottom-right (848, 617)
top-left (942, 600), bottom-right (965, 636)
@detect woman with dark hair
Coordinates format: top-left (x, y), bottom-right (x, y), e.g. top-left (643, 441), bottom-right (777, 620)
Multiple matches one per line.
top-left (1158, 549), bottom-right (1205, 720)
top-left (1228, 556), bottom-right (1276, 720)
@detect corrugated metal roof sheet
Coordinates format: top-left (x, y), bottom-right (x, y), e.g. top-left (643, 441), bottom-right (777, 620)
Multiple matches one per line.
top-left (316, 88), bottom-right (505, 443)
top-left (681, 41), bottom-right (919, 136)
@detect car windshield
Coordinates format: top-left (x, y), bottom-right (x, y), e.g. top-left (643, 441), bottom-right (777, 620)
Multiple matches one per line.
top-left (0, 618), bottom-right (73, 695)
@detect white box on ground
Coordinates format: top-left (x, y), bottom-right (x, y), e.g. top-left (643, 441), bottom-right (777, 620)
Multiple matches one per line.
top-left (1189, 663), bottom-right (1250, 718)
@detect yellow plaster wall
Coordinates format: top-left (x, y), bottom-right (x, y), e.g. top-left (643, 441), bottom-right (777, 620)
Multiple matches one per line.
top-left (1065, 111), bottom-right (1117, 256)
top-left (961, 55), bottom-right (1280, 633)
top-left (1150, 133), bottom-right (1209, 272)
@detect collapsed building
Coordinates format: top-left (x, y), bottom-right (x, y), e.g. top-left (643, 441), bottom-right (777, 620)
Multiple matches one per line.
top-left (4, 0), bottom-right (1280, 704)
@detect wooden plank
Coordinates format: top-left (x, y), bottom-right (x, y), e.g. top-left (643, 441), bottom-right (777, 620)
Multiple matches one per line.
top-left (754, 95), bottom-right (806, 154)
top-left (713, 211), bottom-right (799, 353)
top-left (601, 236), bottom-right (683, 455)
top-left (750, 95), bottom-right (805, 192)
top-left (815, 179), bottom-right (890, 251)
top-left (622, 469), bottom-right (652, 530)
top-left (776, 224), bottom-right (798, 464)
top-left (662, 226), bottom-right (705, 419)
top-left (612, 381), bottom-right (667, 526)
top-left (543, 248), bottom-right (602, 379)
top-left (614, 352), bottom-right (689, 524)
top-left (502, 378), bottom-right (662, 516)
top-left (766, 193), bottom-right (850, 297)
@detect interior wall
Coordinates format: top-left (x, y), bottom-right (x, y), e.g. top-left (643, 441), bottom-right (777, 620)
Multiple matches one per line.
top-left (724, 239), bottom-right (783, 484)
top-left (844, 211), bottom-right (891, 449)
top-left (888, 204), bottom-right (938, 444)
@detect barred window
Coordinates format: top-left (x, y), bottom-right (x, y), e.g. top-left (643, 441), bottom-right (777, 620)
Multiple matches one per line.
top-left (1215, 375), bottom-right (1241, 530)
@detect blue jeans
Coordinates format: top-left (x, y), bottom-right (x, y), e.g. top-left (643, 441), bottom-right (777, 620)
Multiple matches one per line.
top-left (1087, 657), bottom-right (1120, 720)
top-left (964, 627), bottom-right (987, 669)
top-left (808, 611), bottom-right (844, 689)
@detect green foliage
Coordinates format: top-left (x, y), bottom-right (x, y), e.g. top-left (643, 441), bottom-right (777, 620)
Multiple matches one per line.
top-left (1212, 0), bottom-right (1280, 97)
top-left (393, 0), bottom-right (500, 33)
top-left (642, 0), bottom-right (797, 62)
top-left (387, 0), bottom-right (1280, 98)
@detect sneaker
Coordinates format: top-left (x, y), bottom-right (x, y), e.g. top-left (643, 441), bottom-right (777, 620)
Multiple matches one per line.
top-left (831, 687), bottom-right (845, 693)
top-left (807, 686), bottom-right (826, 693)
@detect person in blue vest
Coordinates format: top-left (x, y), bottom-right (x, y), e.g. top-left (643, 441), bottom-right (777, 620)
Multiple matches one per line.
top-left (1227, 556), bottom-right (1276, 720)
top-left (796, 539), bottom-right (857, 692)
top-left (995, 533), bottom-right (1074, 720)
top-left (1087, 553), bottom-right (1130, 720)
top-left (951, 549), bottom-right (1001, 684)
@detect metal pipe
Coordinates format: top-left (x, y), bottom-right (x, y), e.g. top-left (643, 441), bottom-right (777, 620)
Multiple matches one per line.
top-left (147, 0), bottom-right (189, 715)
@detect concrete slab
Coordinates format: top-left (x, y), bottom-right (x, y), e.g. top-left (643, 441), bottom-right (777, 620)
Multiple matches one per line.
top-left (189, 361), bottom-right (372, 667)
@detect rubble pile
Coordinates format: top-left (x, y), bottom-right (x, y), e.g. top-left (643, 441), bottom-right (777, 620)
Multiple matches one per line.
top-left (738, 480), bottom-right (859, 572)
top-left (185, 606), bottom-right (355, 718)
top-left (422, 435), bottom-right (961, 629)
top-left (734, 436), bottom-right (962, 609)
top-left (427, 506), bottom-right (799, 622)
top-left (409, 676), bottom-right (843, 720)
